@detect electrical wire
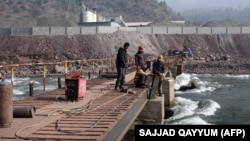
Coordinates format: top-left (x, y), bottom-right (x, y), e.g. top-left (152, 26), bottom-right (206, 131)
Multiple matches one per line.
top-left (14, 87), bottom-right (104, 140)
top-left (55, 93), bottom-right (134, 133)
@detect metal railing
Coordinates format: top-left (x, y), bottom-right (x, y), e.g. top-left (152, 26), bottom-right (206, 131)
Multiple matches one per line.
top-left (0, 55), bottom-right (181, 93)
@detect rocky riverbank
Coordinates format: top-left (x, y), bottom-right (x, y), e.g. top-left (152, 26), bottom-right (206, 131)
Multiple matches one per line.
top-left (183, 58), bottom-right (250, 75)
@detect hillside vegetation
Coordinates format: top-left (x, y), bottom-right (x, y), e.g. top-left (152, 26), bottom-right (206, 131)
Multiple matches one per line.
top-left (0, 0), bottom-right (183, 27)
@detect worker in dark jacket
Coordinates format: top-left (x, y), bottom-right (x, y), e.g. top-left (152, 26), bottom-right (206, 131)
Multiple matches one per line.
top-left (134, 46), bottom-right (148, 87)
top-left (115, 42), bottom-right (130, 90)
top-left (153, 55), bottom-right (165, 96)
top-left (135, 46), bottom-right (147, 71)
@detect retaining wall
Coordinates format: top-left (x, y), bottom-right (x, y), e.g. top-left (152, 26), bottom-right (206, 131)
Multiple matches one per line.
top-left (1, 26), bottom-right (250, 35)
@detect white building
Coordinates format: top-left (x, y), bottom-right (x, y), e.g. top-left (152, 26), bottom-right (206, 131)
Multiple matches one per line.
top-left (78, 3), bottom-right (152, 27)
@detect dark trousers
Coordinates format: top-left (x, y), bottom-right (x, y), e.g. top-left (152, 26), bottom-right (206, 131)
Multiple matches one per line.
top-left (115, 67), bottom-right (125, 88)
top-left (158, 75), bottom-right (164, 95)
top-left (134, 74), bottom-right (147, 87)
top-left (140, 74), bottom-right (147, 85)
top-left (141, 66), bottom-right (148, 85)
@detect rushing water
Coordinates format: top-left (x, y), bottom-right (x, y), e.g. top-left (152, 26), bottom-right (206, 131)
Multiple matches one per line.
top-left (11, 76), bottom-right (65, 101)
top-left (165, 73), bottom-right (250, 125)
top-left (10, 73), bottom-right (250, 125)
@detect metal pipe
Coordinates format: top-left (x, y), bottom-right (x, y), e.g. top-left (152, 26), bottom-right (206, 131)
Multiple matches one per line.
top-left (43, 77), bottom-right (46, 91)
top-left (29, 81), bottom-right (34, 97)
top-left (43, 64), bottom-right (46, 91)
top-left (88, 71), bottom-right (91, 79)
top-left (13, 106), bottom-right (36, 118)
top-left (99, 69), bottom-right (101, 75)
top-left (58, 77), bottom-right (61, 88)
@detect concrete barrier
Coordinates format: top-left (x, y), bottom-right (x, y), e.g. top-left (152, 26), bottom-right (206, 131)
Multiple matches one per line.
top-left (2, 26), bottom-right (250, 36)
top-left (98, 26), bottom-right (118, 34)
top-left (81, 27), bottom-right (97, 34)
top-left (66, 27), bottom-right (81, 35)
top-left (197, 27), bottom-right (212, 34)
top-left (12, 28), bottom-right (32, 35)
top-left (119, 27), bottom-right (137, 32)
top-left (242, 26), bottom-right (250, 34)
top-left (227, 27), bottom-right (241, 34)
top-left (50, 27), bottom-right (66, 35)
top-left (0, 28), bottom-right (11, 35)
top-left (168, 26), bottom-right (182, 34)
top-left (137, 27), bottom-right (152, 34)
top-left (212, 27), bottom-right (227, 34)
top-left (183, 26), bottom-right (197, 34)
top-left (33, 27), bottom-right (50, 35)
top-left (153, 26), bottom-right (167, 34)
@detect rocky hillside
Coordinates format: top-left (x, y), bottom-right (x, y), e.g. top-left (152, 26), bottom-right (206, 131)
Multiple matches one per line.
top-left (1, 1), bottom-right (249, 77)
top-left (0, 0), bottom-right (183, 27)
top-left (0, 31), bottom-right (250, 76)
top-left (0, 32), bottom-right (250, 63)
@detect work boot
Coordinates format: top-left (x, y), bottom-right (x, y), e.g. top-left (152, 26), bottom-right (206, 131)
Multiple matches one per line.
top-left (115, 86), bottom-right (120, 91)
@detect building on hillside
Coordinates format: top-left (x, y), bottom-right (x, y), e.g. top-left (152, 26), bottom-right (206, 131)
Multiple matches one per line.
top-left (78, 3), bottom-right (124, 27)
top-left (77, 2), bottom-right (152, 27)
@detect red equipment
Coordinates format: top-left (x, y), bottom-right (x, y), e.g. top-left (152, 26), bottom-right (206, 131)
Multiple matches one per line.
top-left (65, 78), bottom-right (86, 101)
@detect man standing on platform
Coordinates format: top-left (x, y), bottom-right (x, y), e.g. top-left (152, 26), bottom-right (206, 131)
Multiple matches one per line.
top-left (152, 55), bottom-right (165, 96)
top-left (115, 42), bottom-right (130, 91)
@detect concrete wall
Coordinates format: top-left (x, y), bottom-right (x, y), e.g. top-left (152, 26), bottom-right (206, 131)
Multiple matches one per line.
top-left (242, 27), bottom-right (250, 34)
top-left (119, 27), bottom-right (137, 32)
top-left (197, 27), bottom-right (212, 34)
top-left (183, 27), bottom-right (197, 34)
top-left (227, 27), bottom-right (242, 34)
top-left (81, 27), bottom-right (97, 34)
top-left (98, 26), bottom-right (118, 34)
top-left (1, 26), bottom-right (250, 35)
top-left (33, 27), bottom-right (50, 35)
top-left (66, 27), bottom-right (81, 35)
top-left (212, 27), bottom-right (227, 34)
top-left (0, 28), bottom-right (11, 35)
top-left (167, 26), bottom-right (182, 34)
top-left (12, 28), bottom-right (32, 35)
top-left (153, 27), bottom-right (167, 34)
top-left (50, 27), bottom-right (66, 35)
top-left (137, 27), bottom-right (152, 34)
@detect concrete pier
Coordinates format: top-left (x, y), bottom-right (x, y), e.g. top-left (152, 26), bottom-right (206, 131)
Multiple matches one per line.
top-left (122, 76), bottom-right (175, 141)
top-left (135, 76), bottom-right (175, 125)
top-left (137, 96), bottom-right (165, 125)
top-left (163, 77), bottom-right (175, 107)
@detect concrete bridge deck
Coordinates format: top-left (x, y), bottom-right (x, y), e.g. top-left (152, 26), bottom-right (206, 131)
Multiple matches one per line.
top-left (0, 70), bottom-right (149, 141)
